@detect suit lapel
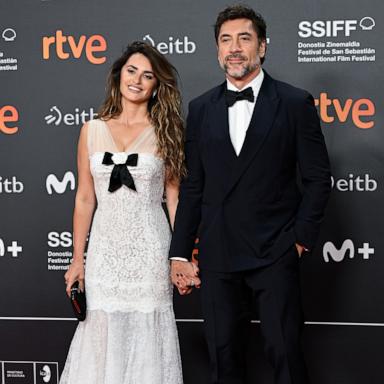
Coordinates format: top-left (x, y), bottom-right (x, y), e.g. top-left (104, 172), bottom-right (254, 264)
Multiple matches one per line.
top-left (222, 72), bottom-right (280, 199)
top-left (209, 82), bottom-right (238, 163)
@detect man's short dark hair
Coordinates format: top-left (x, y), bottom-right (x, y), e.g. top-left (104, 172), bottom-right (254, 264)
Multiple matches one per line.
top-left (214, 4), bottom-right (267, 44)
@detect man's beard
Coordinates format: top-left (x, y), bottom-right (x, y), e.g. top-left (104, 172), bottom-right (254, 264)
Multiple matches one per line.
top-left (221, 53), bottom-right (261, 79)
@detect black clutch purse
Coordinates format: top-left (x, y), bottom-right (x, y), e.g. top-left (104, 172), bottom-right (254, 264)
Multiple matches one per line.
top-left (70, 281), bottom-right (87, 321)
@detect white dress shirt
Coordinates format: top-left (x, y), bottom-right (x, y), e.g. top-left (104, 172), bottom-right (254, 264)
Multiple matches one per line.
top-left (227, 69), bottom-right (264, 156)
top-left (171, 69), bottom-right (265, 262)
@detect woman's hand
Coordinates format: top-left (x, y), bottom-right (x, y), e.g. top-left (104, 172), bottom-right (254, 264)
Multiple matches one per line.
top-left (64, 259), bottom-right (85, 297)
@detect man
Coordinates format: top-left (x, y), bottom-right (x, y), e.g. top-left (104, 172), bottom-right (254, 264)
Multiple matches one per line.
top-left (170, 5), bottom-right (331, 384)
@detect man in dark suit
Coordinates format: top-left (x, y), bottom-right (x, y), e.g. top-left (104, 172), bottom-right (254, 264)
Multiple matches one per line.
top-left (169, 5), bottom-right (331, 384)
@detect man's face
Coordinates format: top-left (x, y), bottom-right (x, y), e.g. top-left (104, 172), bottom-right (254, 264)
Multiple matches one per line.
top-left (217, 18), bottom-right (266, 81)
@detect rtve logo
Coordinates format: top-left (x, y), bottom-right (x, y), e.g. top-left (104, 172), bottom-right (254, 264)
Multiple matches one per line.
top-left (298, 17), bottom-right (375, 38)
top-left (42, 30), bottom-right (107, 64)
top-left (323, 239), bottom-right (374, 263)
top-left (314, 93), bottom-right (375, 129)
top-left (0, 105), bottom-right (19, 134)
top-left (46, 171), bottom-right (75, 195)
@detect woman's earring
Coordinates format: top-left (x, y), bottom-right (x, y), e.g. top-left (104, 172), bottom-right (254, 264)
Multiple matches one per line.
top-left (152, 89), bottom-right (157, 98)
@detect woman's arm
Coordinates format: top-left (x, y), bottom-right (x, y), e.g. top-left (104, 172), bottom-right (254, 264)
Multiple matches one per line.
top-left (165, 178), bottom-right (179, 230)
top-left (64, 122), bottom-right (96, 296)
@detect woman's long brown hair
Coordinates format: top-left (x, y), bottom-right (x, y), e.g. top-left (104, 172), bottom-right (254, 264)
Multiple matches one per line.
top-left (98, 41), bottom-right (186, 182)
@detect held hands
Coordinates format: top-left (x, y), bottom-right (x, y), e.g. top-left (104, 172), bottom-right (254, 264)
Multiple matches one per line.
top-left (64, 259), bottom-right (85, 297)
top-left (171, 260), bottom-right (201, 296)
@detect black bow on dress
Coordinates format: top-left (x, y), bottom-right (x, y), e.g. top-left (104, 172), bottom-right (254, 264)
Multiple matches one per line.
top-left (102, 152), bottom-right (138, 192)
top-left (225, 87), bottom-right (254, 107)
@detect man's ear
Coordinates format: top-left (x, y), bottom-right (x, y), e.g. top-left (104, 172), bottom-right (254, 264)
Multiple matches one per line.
top-left (259, 39), bottom-right (267, 58)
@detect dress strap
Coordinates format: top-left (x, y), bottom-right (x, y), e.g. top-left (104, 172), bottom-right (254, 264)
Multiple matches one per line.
top-left (87, 119), bottom-right (116, 156)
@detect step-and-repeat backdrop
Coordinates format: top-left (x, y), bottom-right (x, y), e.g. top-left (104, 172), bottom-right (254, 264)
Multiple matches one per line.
top-left (0, 0), bottom-right (383, 383)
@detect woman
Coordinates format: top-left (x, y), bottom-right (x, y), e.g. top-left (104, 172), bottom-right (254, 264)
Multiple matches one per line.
top-left (60, 42), bottom-right (185, 383)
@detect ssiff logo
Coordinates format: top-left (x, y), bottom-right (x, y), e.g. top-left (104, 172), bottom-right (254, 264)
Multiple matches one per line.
top-left (0, 105), bottom-right (19, 134)
top-left (47, 231), bottom-right (73, 247)
top-left (1, 28), bottom-right (17, 42)
top-left (46, 171), bottom-right (75, 194)
top-left (298, 17), bottom-right (375, 38)
top-left (323, 239), bottom-right (374, 262)
top-left (42, 30), bottom-right (107, 64)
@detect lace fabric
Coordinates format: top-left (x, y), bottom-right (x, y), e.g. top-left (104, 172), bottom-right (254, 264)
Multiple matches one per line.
top-left (60, 119), bottom-right (183, 384)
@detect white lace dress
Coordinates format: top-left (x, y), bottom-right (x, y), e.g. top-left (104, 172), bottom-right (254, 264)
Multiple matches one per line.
top-left (60, 119), bottom-right (183, 384)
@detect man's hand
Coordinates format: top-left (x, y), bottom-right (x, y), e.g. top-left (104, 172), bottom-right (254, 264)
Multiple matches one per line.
top-left (295, 243), bottom-right (304, 258)
top-left (171, 260), bottom-right (201, 295)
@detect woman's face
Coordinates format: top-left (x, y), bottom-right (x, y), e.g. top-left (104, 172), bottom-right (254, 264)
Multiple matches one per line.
top-left (119, 53), bottom-right (158, 105)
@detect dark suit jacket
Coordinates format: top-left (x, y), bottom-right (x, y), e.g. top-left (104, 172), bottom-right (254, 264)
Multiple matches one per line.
top-left (169, 71), bottom-right (331, 272)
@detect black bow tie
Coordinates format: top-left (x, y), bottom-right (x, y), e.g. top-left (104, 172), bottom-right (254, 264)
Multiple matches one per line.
top-left (225, 87), bottom-right (254, 107)
top-left (102, 152), bottom-right (138, 193)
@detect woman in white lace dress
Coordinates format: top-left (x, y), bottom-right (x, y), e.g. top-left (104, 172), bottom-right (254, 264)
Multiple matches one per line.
top-left (60, 42), bottom-right (185, 384)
